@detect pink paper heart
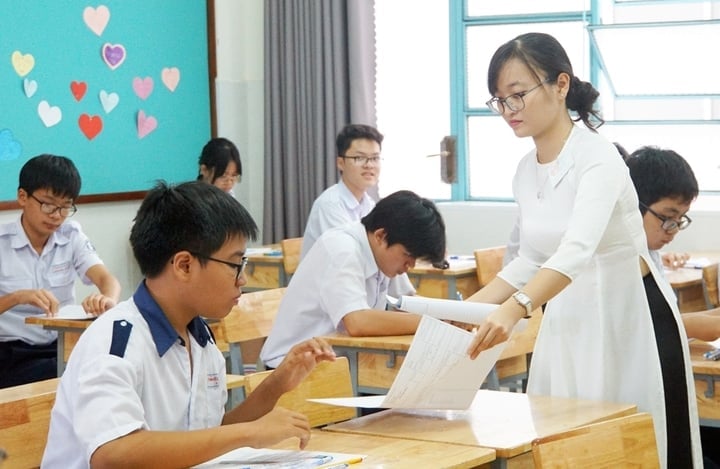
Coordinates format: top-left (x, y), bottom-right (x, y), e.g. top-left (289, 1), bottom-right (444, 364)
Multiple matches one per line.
top-left (161, 67), bottom-right (180, 92)
top-left (137, 110), bottom-right (157, 139)
top-left (102, 43), bottom-right (126, 70)
top-left (132, 76), bottom-right (154, 100)
top-left (83, 5), bottom-right (110, 36)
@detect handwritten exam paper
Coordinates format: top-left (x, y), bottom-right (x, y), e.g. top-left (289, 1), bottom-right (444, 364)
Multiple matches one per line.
top-left (387, 294), bottom-right (498, 324)
top-left (193, 447), bottom-right (365, 468)
top-left (312, 315), bottom-right (523, 410)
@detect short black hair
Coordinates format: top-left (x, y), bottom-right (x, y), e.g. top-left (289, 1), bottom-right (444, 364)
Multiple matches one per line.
top-left (19, 154), bottom-right (81, 199)
top-left (130, 181), bottom-right (258, 278)
top-left (197, 137), bottom-right (242, 183)
top-left (626, 145), bottom-right (698, 212)
top-left (361, 190), bottom-right (446, 264)
top-left (336, 124), bottom-right (383, 157)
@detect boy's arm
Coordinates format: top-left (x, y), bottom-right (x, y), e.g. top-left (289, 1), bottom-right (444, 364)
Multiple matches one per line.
top-left (91, 409), bottom-right (312, 469)
top-left (682, 308), bottom-right (720, 341)
top-left (0, 289), bottom-right (59, 315)
top-left (342, 309), bottom-right (421, 336)
top-left (83, 264), bottom-right (121, 315)
top-left (223, 338), bottom-right (336, 424)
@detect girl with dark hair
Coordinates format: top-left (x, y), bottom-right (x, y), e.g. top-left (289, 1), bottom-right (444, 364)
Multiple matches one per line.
top-left (197, 137), bottom-right (242, 195)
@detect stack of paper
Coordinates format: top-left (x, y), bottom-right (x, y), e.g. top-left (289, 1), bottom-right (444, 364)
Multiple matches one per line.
top-left (194, 447), bottom-right (364, 468)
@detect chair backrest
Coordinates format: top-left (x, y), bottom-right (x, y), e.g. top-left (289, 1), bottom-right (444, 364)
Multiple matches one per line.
top-left (473, 246), bottom-right (506, 288)
top-left (0, 378), bottom-right (59, 468)
top-left (702, 263), bottom-right (720, 309)
top-left (280, 237), bottom-right (303, 277)
top-left (531, 412), bottom-right (659, 468)
top-left (244, 357), bottom-right (356, 428)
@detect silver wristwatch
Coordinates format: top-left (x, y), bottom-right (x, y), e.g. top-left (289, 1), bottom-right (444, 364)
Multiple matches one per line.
top-left (511, 291), bottom-right (533, 318)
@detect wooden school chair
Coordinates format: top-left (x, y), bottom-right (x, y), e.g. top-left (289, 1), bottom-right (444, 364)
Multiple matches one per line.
top-left (473, 245), bottom-right (506, 288)
top-left (244, 357), bottom-right (356, 428)
top-left (280, 237), bottom-right (303, 282)
top-left (702, 263), bottom-right (720, 309)
top-left (531, 412), bottom-right (659, 468)
top-left (0, 378), bottom-right (59, 468)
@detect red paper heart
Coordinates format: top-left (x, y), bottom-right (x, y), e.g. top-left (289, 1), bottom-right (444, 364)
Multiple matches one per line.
top-left (71, 81), bottom-right (87, 101)
top-left (78, 114), bottom-right (102, 140)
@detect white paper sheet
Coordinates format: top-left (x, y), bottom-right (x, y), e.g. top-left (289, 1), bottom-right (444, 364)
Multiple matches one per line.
top-left (311, 315), bottom-right (522, 410)
top-left (388, 294), bottom-right (498, 325)
top-left (54, 304), bottom-right (93, 319)
top-left (194, 447), bottom-right (365, 468)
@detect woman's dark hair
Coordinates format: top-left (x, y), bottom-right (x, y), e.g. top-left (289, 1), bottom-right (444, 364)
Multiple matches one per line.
top-left (197, 137), bottom-right (242, 183)
top-left (487, 32), bottom-right (604, 131)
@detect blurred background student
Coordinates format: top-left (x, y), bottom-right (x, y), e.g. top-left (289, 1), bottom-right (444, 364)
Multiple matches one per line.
top-left (197, 137), bottom-right (242, 196)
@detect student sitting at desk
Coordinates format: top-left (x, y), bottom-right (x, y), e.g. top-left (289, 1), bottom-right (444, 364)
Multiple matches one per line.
top-left (261, 190), bottom-right (446, 369)
top-left (197, 137), bottom-right (242, 197)
top-left (0, 154), bottom-right (120, 389)
top-left (42, 181), bottom-right (337, 468)
top-left (301, 124), bottom-right (415, 296)
top-left (625, 146), bottom-right (720, 341)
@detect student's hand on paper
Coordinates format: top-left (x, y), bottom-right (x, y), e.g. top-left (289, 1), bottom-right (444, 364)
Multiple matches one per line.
top-left (466, 307), bottom-right (517, 359)
top-left (444, 319), bottom-right (475, 332)
top-left (273, 337), bottom-right (336, 394)
top-left (662, 252), bottom-right (690, 270)
top-left (81, 293), bottom-right (116, 316)
top-left (250, 406), bottom-right (311, 449)
top-left (14, 289), bottom-right (59, 316)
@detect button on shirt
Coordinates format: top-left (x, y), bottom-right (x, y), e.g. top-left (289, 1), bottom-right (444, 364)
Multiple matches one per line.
top-left (42, 281), bottom-right (227, 468)
top-left (0, 218), bottom-right (103, 344)
top-left (261, 222), bottom-right (390, 368)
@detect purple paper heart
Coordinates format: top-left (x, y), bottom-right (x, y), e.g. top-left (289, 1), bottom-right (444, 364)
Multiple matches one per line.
top-left (102, 43), bottom-right (126, 70)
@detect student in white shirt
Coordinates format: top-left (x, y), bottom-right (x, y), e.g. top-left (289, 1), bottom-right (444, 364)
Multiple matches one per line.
top-left (261, 190), bottom-right (446, 369)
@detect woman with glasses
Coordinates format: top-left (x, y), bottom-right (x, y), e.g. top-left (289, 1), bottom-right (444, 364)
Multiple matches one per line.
top-left (197, 137), bottom-right (242, 196)
top-left (466, 32), bottom-right (701, 468)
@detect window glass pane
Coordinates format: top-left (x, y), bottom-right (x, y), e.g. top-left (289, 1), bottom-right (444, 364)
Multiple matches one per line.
top-left (467, 22), bottom-right (589, 109)
top-left (375, 0), bottom-right (451, 200)
top-left (604, 0), bottom-right (716, 23)
top-left (467, 0), bottom-right (588, 16)
top-left (591, 22), bottom-right (720, 96)
top-left (467, 116), bottom-right (534, 199)
top-left (598, 123), bottom-right (720, 191)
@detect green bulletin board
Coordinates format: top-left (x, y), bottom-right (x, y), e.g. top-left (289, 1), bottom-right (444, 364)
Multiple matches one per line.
top-left (0, 1), bottom-right (211, 201)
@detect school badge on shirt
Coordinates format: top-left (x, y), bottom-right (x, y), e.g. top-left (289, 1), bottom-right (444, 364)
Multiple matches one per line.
top-left (207, 373), bottom-right (220, 389)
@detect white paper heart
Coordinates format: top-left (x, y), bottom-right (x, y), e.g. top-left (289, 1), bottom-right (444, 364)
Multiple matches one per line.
top-left (23, 78), bottom-right (38, 98)
top-left (161, 67), bottom-right (180, 92)
top-left (99, 90), bottom-right (119, 113)
top-left (38, 100), bottom-right (62, 127)
top-left (83, 5), bottom-right (110, 36)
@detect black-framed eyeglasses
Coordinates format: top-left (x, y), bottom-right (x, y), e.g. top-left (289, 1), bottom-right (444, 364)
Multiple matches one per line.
top-left (29, 193), bottom-right (77, 217)
top-left (639, 202), bottom-right (692, 233)
top-left (486, 78), bottom-right (551, 115)
top-left (192, 252), bottom-right (248, 282)
top-left (341, 155), bottom-right (383, 166)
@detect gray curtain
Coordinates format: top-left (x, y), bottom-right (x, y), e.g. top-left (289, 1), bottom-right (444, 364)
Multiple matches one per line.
top-left (263, 0), bottom-right (376, 244)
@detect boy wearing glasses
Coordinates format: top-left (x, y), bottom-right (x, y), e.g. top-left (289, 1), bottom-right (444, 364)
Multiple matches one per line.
top-left (43, 181), bottom-right (337, 468)
top-left (0, 154), bottom-right (120, 388)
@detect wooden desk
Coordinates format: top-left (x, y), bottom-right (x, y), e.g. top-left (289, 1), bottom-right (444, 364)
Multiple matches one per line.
top-left (408, 258), bottom-right (480, 300)
top-left (666, 252), bottom-right (720, 312)
top-left (245, 247), bottom-right (288, 292)
top-left (690, 340), bottom-right (720, 427)
top-left (325, 390), bottom-right (637, 469)
top-left (25, 316), bottom-right (94, 375)
top-left (271, 429), bottom-right (496, 468)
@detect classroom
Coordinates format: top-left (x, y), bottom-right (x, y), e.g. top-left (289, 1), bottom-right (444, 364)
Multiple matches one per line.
top-left (2, 0), bottom-right (720, 467)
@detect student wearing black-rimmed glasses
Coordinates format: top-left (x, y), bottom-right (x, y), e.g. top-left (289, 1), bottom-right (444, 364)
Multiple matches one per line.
top-left (43, 181), bottom-right (337, 468)
top-left (0, 154), bottom-right (120, 388)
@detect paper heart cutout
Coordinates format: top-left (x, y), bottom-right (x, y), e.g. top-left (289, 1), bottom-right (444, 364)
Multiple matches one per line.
top-left (11, 51), bottom-right (35, 77)
top-left (79, 114), bottom-right (103, 140)
top-left (99, 90), bottom-right (119, 113)
top-left (137, 110), bottom-right (157, 139)
top-left (71, 81), bottom-right (87, 101)
top-left (161, 67), bottom-right (180, 92)
top-left (23, 78), bottom-right (38, 98)
top-left (132, 77), bottom-right (153, 100)
top-left (0, 129), bottom-right (22, 161)
top-left (102, 43), bottom-right (126, 70)
top-left (83, 5), bottom-right (110, 36)
top-left (38, 100), bottom-right (62, 127)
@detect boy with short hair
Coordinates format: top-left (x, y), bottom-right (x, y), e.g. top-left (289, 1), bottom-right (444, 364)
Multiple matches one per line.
top-left (261, 190), bottom-right (446, 369)
top-left (0, 154), bottom-right (120, 388)
top-left (42, 181), bottom-right (336, 468)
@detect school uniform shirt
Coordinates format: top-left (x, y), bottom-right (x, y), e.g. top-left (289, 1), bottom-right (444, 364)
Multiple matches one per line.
top-left (42, 281), bottom-right (226, 468)
top-left (499, 125), bottom-right (701, 468)
top-left (261, 222), bottom-right (389, 369)
top-left (0, 217), bottom-right (104, 345)
top-left (300, 179), bottom-right (415, 296)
